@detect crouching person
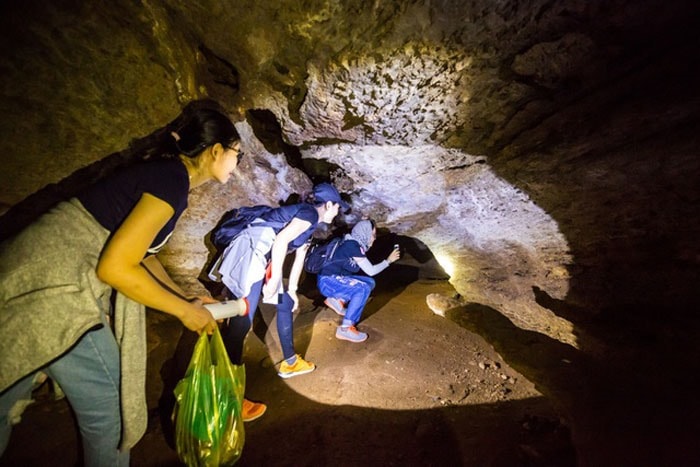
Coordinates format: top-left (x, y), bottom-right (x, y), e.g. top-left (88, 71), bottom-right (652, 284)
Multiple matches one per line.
top-left (317, 220), bottom-right (400, 342)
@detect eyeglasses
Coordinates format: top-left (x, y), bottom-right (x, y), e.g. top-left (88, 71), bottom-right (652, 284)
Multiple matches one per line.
top-left (190, 142), bottom-right (245, 164)
top-left (225, 144), bottom-right (244, 164)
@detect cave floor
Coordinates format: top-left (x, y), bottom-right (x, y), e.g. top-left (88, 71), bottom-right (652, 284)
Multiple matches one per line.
top-left (5, 259), bottom-right (700, 466)
top-left (3, 266), bottom-right (576, 466)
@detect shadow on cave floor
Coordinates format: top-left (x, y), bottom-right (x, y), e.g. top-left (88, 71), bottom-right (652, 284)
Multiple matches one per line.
top-left (1, 258), bottom-right (576, 467)
top-left (444, 299), bottom-right (700, 466)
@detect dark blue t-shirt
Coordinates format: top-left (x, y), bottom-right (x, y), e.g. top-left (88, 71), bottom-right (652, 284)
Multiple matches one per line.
top-left (77, 159), bottom-right (189, 253)
top-left (261, 203), bottom-right (319, 251)
top-left (319, 239), bottom-right (365, 275)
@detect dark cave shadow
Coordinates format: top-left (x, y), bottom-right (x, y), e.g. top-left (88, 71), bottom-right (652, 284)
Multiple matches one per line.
top-left (482, 13), bottom-right (700, 360)
top-left (531, 286), bottom-right (587, 325)
top-left (237, 394), bottom-right (575, 467)
top-left (2, 376), bottom-right (577, 467)
top-left (369, 231), bottom-right (443, 268)
top-left (441, 301), bottom-right (700, 466)
top-left (387, 234), bottom-right (444, 265)
top-left (482, 37), bottom-right (700, 464)
top-left (531, 285), bottom-right (698, 352)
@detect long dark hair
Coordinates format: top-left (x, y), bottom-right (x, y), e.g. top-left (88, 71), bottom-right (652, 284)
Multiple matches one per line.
top-left (144, 99), bottom-right (240, 159)
top-left (0, 99), bottom-right (239, 241)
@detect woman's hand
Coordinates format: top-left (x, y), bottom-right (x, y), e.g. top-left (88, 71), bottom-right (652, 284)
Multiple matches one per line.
top-left (262, 280), bottom-right (279, 302)
top-left (188, 295), bottom-right (227, 324)
top-left (388, 247), bottom-right (401, 263)
top-left (189, 295), bottom-right (218, 306)
top-left (180, 302), bottom-right (218, 335)
top-left (287, 290), bottom-right (299, 312)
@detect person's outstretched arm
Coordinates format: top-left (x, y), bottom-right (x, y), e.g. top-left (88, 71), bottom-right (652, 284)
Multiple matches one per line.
top-left (355, 247), bottom-right (400, 276)
top-left (96, 193), bottom-right (216, 334)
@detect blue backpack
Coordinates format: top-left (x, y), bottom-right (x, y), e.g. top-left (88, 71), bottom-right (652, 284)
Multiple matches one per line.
top-left (304, 237), bottom-right (344, 274)
top-left (211, 205), bottom-right (284, 251)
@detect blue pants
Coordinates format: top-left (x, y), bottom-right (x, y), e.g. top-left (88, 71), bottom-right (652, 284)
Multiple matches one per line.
top-left (318, 275), bottom-right (375, 326)
top-left (221, 278), bottom-right (296, 365)
top-left (0, 321), bottom-right (130, 467)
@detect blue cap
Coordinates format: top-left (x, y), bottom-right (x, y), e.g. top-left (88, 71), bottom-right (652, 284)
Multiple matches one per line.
top-left (313, 183), bottom-right (350, 212)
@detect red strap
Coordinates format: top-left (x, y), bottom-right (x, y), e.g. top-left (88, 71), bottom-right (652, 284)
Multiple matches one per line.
top-left (265, 262), bottom-right (273, 282)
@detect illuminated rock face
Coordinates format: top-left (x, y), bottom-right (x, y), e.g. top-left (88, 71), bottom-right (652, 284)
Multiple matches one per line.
top-left (1, 0), bottom-right (698, 345)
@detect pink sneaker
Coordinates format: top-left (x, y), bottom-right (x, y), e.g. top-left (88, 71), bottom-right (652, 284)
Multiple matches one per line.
top-left (335, 325), bottom-right (368, 343)
top-left (324, 297), bottom-right (347, 316)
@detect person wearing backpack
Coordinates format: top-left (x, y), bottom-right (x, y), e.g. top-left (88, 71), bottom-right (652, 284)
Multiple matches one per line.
top-left (317, 219), bottom-right (401, 343)
top-left (212, 183), bottom-right (349, 419)
top-left (0, 100), bottom-right (243, 466)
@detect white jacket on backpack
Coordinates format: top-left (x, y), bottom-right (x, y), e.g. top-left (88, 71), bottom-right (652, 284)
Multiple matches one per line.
top-left (208, 223), bottom-right (277, 299)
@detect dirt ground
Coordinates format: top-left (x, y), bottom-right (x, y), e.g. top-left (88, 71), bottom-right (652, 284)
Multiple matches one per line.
top-left (2, 258), bottom-right (575, 466)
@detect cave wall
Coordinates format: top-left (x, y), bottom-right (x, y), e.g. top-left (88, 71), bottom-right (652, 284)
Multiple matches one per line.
top-left (1, 0), bottom-right (698, 347)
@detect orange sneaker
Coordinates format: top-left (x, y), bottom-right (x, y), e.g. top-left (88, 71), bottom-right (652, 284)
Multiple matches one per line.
top-left (242, 398), bottom-right (267, 422)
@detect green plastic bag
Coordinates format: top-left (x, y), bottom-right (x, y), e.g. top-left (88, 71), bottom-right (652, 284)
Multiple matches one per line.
top-left (173, 327), bottom-right (245, 466)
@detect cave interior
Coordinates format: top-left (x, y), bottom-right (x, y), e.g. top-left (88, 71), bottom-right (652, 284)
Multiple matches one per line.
top-left (1, 1), bottom-right (699, 466)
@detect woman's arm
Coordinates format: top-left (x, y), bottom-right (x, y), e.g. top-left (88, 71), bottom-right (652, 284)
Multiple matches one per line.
top-left (354, 246), bottom-right (400, 276)
top-left (96, 193), bottom-right (216, 334)
top-left (262, 217), bottom-right (311, 300)
top-left (355, 257), bottom-right (389, 276)
top-left (354, 248), bottom-right (399, 276)
top-left (285, 243), bottom-right (309, 311)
